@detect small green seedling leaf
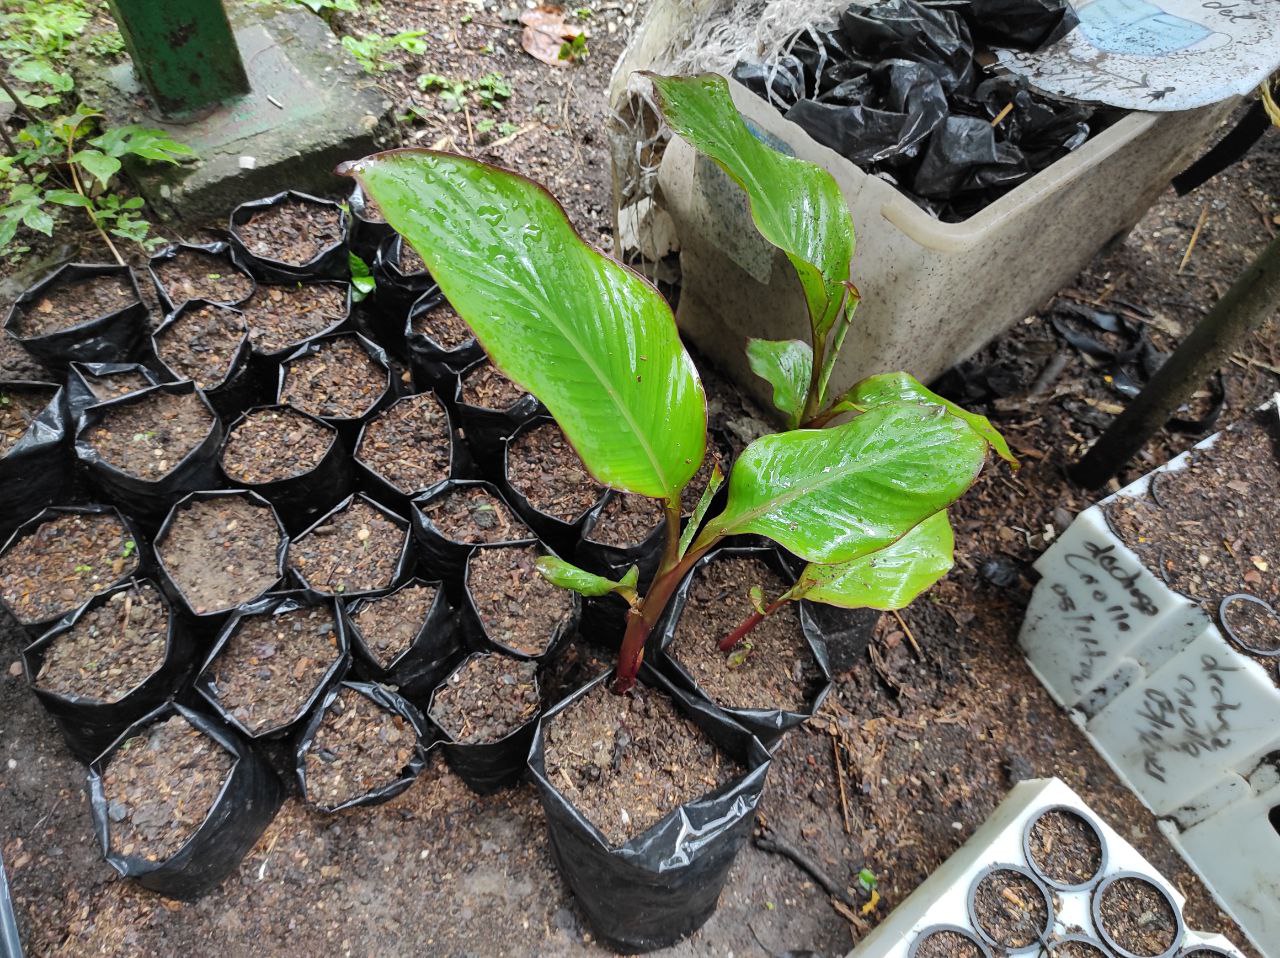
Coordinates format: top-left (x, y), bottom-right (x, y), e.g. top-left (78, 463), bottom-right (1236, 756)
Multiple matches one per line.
top-left (726, 640), bottom-right (753, 668)
top-left (121, 539), bottom-right (136, 560)
top-left (748, 584), bottom-right (767, 615)
top-left (349, 252), bottom-right (375, 301)
top-left (746, 338), bottom-right (812, 428)
top-left (73, 564), bottom-right (93, 574)
top-left (536, 556), bottom-right (637, 600)
top-left (858, 869), bottom-right (878, 891)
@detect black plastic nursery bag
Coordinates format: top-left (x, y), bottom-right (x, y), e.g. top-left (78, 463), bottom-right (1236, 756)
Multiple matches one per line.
top-left (65, 362), bottom-right (163, 426)
top-left (228, 191), bottom-right (350, 284)
top-left (410, 479), bottom-right (535, 587)
top-left (405, 288), bottom-right (484, 392)
top-left (147, 241), bottom-right (256, 313)
top-left (0, 383), bottom-right (73, 541)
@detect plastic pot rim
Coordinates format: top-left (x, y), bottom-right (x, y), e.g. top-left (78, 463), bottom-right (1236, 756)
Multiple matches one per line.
top-left (287, 492), bottom-right (415, 600)
top-left (1090, 870), bottom-right (1186, 958)
top-left (411, 478), bottom-right (535, 549)
top-left (353, 391), bottom-right (457, 495)
top-left (228, 190), bottom-right (350, 273)
top-left (501, 414), bottom-right (609, 530)
top-left (219, 404), bottom-right (344, 487)
top-left (248, 279), bottom-right (354, 362)
top-left (147, 241), bottom-right (256, 313)
top-left (343, 575), bottom-right (453, 674)
top-left (277, 329), bottom-right (393, 424)
top-left (906, 924), bottom-right (995, 958)
top-left (965, 862), bottom-right (1056, 954)
top-left (1021, 802), bottom-right (1111, 892)
top-left (151, 299), bottom-right (252, 393)
top-left (426, 649), bottom-right (543, 749)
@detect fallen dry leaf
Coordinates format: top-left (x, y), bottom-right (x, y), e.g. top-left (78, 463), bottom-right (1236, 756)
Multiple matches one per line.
top-left (519, 6), bottom-right (581, 67)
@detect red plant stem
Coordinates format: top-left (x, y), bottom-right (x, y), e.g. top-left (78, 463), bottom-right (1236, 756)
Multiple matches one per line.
top-left (613, 545), bottom-right (708, 693)
top-left (718, 596), bottom-right (790, 651)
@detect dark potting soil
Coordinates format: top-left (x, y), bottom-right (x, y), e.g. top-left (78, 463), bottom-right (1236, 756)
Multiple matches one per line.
top-left (1053, 941), bottom-right (1110, 958)
top-left (671, 556), bottom-right (818, 712)
top-left (221, 407), bottom-right (333, 484)
top-left (205, 604), bottom-right (341, 734)
top-left (12, 272), bottom-right (136, 338)
top-left (101, 714), bottom-right (233, 862)
top-left (158, 496), bottom-right (282, 615)
top-left (78, 369), bottom-right (154, 404)
top-left (235, 200), bottom-right (343, 266)
top-left (467, 545), bottom-right (574, 656)
top-left (459, 362), bottom-right (529, 410)
top-left (418, 486), bottom-right (527, 544)
top-left (411, 301), bottom-right (472, 349)
top-left (355, 394), bottom-right (451, 494)
top-left (240, 283), bottom-right (348, 355)
top-left (304, 686), bottom-right (417, 807)
top-left (0, 334), bottom-right (52, 383)
top-left (82, 389), bottom-right (215, 480)
top-left (280, 337), bottom-right (385, 421)
top-left (543, 679), bottom-right (741, 847)
top-left (913, 929), bottom-right (986, 958)
top-left (289, 499), bottom-right (404, 595)
top-left (1028, 808), bottom-right (1103, 886)
top-left (153, 249), bottom-right (253, 306)
top-left (350, 582), bottom-right (439, 669)
top-left (153, 304), bottom-right (246, 390)
top-left (585, 493), bottom-right (663, 548)
top-left (1097, 877), bottom-right (1179, 956)
top-left (0, 512), bottom-right (138, 624)
top-left (396, 242), bottom-right (426, 276)
top-left (0, 387), bottom-right (56, 456)
top-left (506, 422), bottom-right (603, 522)
top-left (35, 582), bottom-right (167, 703)
top-left (971, 868), bottom-right (1048, 948)
top-left (428, 654), bottom-right (538, 744)
top-left (1106, 416), bottom-right (1280, 668)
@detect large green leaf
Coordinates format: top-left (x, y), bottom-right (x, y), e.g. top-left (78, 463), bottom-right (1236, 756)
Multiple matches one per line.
top-left (694, 403), bottom-right (987, 564)
top-left (648, 73), bottom-right (854, 339)
top-left (342, 149), bottom-right (706, 499)
top-left (795, 511), bottom-right (954, 609)
top-left (746, 338), bottom-right (811, 429)
top-left (838, 372), bottom-right (1017, 466)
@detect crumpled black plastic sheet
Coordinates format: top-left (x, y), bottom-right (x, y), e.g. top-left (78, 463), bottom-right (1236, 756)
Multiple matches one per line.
top-left (734, 0), bottom-right (1091, 221)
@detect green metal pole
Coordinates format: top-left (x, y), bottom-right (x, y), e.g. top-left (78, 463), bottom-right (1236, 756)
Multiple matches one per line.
top-left (106, 0), bottom-right (250, 118)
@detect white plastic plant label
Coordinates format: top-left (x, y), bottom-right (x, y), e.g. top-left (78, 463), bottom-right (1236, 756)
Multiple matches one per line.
top-left (995, 0), bottom-right (1280, 111)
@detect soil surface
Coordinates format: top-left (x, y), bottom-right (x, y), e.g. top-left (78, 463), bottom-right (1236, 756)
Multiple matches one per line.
top-left (303, 686), bottom-right (419, 809)
top-left (0, 386), bottom-right (56, 457)
top-left (1097, 876), bottom-right (1179, 956)
top-left (394, 241), bottom-right (427, 276)
top-left (1027, 807), bottom-right (1104, 887)
top-left (1053, 940), bottom-right (1111, 958)
top-left (12, 272), bottom-right (135, 337)
top-left (158, 495), bottom-right (282, 615)
top-left (74, 368), bottom-right (154, 404)
top-left (460, 362), bottom-right (530, 410)
top-left (221, 407), bottom-right (334, 485)
top-left (151, 248), bottom-right (253, 308)
top-left (240, 282), bottom-right (348, 355)
top-left (349, 582), bottom-right (439, 669)
top-left (288, 498), bottom-right (406, 596)
top-left (543, 679), bottom-right (742, 847)
top-left (81, 389), bottom-right (214, 480)
top-left (429, 653), bottom-right (539, 745)
top-left (153, 304), bottom-right (246, 390)
top-left (34, 582), bottom-right (167, 703)
top-left (467, 544), bottom-right (574, 656)
top-left (355, 393), bottom-right (452, 494)
top-left (0, 335), bottom-right (53, 383)
top-left (234, 200), bottom-right (343, 266)
top-left (418, 484), bottom-right (527, 543)
top-left (411, 300), bottom-right (472, 349)
top-left (280, 335), bottom-right (387, 421)
top-left (970, 868), bottom-right (1048, 948)
top-left (670, 555), bottom-right (818, 712)
top-left (203, 602), bottom-right (341, 735)
top-left (506, 422), bottom-right (604, 522)
top-left (100, 714), bottom-right (233, 863)
top-left (584, 492), bottom-right (663, 548)
top-left (0, 510), bottom-right (137, 625)
top-left (913, 928), bottom-right (986, 958)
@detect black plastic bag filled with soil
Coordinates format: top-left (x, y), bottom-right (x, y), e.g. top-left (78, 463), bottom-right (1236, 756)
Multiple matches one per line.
top-left (3, 263), bottom-right (149, 368)
top-left (427, 651), bottom-right (541, 794)
top-left (0, 504), bottom-right (145, 639)
top-left (74, 382), bottom-right (225, 530)
top-left (0, 382), bottom-right (74, 541)
top-left (528, 665), bottom-right (772, 953)
top-left (339, 578), bottom-right (462, 700)
top-left (653, 545), bottom-right (833, 748)
top-left (410, 479), bottom-right (534, 589)
top-left (295, 680), bottom-right (431, 812)
top-left (147, 241), bottom-right (256, 314)
top-left (277, 331), bottom-right (394, 448)
top-left (353, 391), bottom-right (458, 516)
top-left (240, 280), bottom-right (353, 369)
top-left (152, 301), bottom-right (261, 421)
top-left (1, 329), bottom-right (57, 387)
top-left (220, 405), bottom-right (354, 536)
top-left (371, 233), bottom-right (437, 346)
top-left (88, 701), bottom-right (284, 901)
top-left (194, 589), bottom-right (349, 741)
top-left (500, 416), bottom-right (607, 556)
top-left (153, 490), bottom-right (288, 629)
top-left (461, 541), bottom-right (581, 662)
top-left (346, 183), bottom-right (395, 264)
top-left (287, 493), bottom-right (415, 600)
top-left (228, 191), bottom-right (349, 284)
top-left (405, 289), bottom-right (484, 392)
top-left (453, 358), bottom-right (545, 474)
top-left (22, 579), bottom-right (197, 762)
top-left (65, 362), bottom-right (162, 427)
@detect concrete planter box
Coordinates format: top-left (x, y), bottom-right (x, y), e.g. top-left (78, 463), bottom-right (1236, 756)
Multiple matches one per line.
top-left (655, 79), bottom-right (1232, 410)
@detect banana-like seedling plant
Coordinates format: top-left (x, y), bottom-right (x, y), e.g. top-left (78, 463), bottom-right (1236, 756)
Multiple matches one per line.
top-left (341, 80), bottom-right (1007, 692)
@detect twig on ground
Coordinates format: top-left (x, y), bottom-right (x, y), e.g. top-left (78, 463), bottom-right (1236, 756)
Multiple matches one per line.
top-left (831, 732), bottom-right (851, 835)
top-left (1178, 202), bottom-right (1210, 273)
top-left (891, 609), bottom-right (923, 660)
top-left (754, 825), bottom-right (855, 908)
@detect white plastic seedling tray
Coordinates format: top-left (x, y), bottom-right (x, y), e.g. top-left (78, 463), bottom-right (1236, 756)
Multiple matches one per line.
top-left (846, 777), bottom-right (1248, 958)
